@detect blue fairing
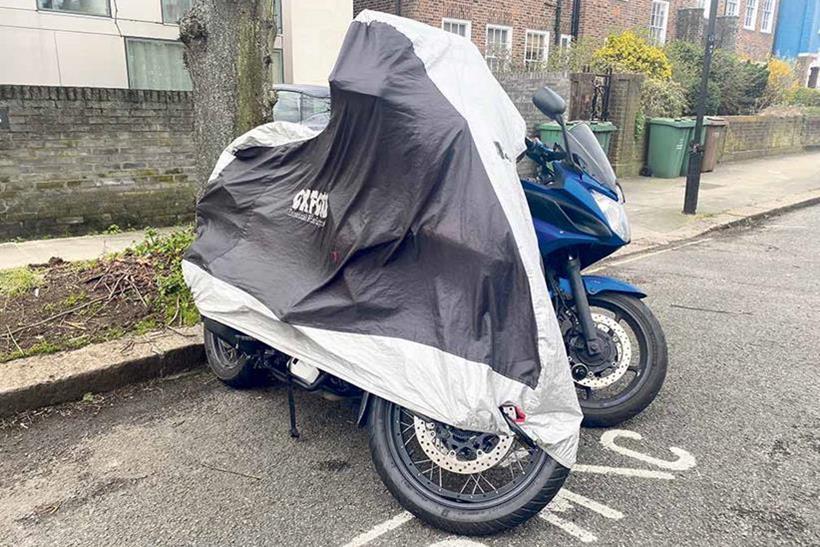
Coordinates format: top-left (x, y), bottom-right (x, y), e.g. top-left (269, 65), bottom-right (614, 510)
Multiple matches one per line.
top-left (557, 275), bottom-right (646, 299)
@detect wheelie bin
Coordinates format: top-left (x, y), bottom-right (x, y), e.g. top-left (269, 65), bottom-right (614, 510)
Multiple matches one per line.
top-left (646, 118), bottom-right (694, 178)
top-left (587, 121), bottom-right (618, 155)
top-left (701, 117), bottom-right (727, 172)
top-left (537, 121), bottom-right (572, 150)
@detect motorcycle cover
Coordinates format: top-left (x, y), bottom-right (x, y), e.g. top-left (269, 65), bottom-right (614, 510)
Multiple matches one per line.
top-left (182, 10), bottom-right (582, 467)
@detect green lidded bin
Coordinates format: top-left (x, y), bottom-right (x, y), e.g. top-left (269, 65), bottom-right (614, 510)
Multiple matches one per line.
top-left (537, 122), bottom-right (571, 150)
top-left (646, 117), bottom-right (695, 179)
top-left (587, 121), bottom-right (618, 155)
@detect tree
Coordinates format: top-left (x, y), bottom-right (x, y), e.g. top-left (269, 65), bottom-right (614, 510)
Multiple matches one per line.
top-left (179, 0), bottom-right (278, 194)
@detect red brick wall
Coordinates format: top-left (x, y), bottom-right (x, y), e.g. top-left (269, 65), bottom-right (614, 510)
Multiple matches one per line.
top-left (576, 0), bottom-right (685, 45)
top-left (355, 0), bottom-right (776, 62)
top-left (355, 0), bottom-right (574, 67)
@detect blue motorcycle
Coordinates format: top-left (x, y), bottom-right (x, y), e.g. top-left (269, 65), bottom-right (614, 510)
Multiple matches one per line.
top-left (523, 87), bottom-right (668, 427)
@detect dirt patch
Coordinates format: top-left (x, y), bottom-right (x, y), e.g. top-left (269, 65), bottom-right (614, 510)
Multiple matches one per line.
top-left (0, 227), bottom-right (198, 363)
top-left (0, 256), bottom-right (162, 362)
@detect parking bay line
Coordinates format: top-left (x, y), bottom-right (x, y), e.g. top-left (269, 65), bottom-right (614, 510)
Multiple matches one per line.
top-left (341, 511), bottom-right (414, 547)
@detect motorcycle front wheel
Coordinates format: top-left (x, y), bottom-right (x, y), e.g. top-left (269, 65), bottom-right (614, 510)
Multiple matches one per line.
top-left (367, 397), bottom-right (568, 535)
top-left (568, 293), bottom-right (668, 427)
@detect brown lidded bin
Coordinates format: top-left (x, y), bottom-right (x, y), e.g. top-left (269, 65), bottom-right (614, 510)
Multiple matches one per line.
top-left (702, 116), bottom-right (728, 172)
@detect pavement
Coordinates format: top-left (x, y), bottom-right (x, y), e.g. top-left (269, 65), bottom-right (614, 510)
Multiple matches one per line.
top-left (2, 204), bottom-right (819, 546)
top-left (1, 152), bottom-right (819, 271)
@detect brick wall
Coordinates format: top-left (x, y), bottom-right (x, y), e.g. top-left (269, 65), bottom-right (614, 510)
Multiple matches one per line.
top-left (0, 85), bottom-right (197, 240)
top-left (355, 0), bottom-right (573, 67)
top-left (495, 71), bottom-right (571, 176)
top-left (579, 0), bottom-right (683, 44)
top-left (720, 113), bottom-right (820, 162)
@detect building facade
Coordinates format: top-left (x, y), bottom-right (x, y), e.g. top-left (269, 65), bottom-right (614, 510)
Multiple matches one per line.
top-left (355, 0), bottom-right (779, 68)
top-left (772, 0), bottom-right (819, 86)
top-left (0, 0), bottom-right (351, 90)
top-left (353, 0), bottom-right (575, 71)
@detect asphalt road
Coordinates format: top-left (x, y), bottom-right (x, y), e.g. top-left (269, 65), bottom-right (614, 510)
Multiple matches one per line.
top-left (2, 205), bottom-right (819, 546)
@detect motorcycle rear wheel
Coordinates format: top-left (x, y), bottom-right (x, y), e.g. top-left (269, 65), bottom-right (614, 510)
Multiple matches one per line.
top-left (367, 397), bottom-right (568, 535)
top-left (203, 326), bottom-right (262, 388)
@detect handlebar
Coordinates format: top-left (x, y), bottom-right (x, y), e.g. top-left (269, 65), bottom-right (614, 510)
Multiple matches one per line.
top-left (525, 137), bottom-right (566, 165)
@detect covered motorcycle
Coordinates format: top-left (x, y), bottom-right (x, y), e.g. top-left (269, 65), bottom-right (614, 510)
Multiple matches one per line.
top-left (183, 10), bottom-right (582, 534)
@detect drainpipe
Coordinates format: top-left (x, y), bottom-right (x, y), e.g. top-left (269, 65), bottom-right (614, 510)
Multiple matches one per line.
top-left (554, 0), bottom-right (563, 45)
top-left (571, 0), bottom-right (581, 38)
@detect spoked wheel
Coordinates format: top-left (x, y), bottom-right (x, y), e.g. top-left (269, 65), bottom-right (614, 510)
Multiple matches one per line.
top-left (203, 326), bottom-right (262, 388)
top-left (566, 293), bottom-right (667, 427)
top-left (368, 397), bottom-right (568, 535)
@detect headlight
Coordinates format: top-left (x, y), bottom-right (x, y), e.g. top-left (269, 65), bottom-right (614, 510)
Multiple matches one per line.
top-left (591, 190), bottom-right (630, 242)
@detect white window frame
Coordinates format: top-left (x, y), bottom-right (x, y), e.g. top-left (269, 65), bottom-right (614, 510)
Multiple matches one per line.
top-left (560, 34), bottom-right (572, 49)
top-left (37, 0), bottom-right (111, 17)
top-left (442, 17), bottom-right (472, 39)
top-left (725, 0), bottom-right (739, 16)
top-left (649, 0), bottom-right (670, 45)
top-left (524, 29), bottom-right (550, 70)
top-left (485, 24), bottom-right (513, 71)
top-left (759, 0), bottom-right (775, 33)
top-left (744, 0), bottom-right (759, 30)
top-left (697, 0), bottom-right (709, 19)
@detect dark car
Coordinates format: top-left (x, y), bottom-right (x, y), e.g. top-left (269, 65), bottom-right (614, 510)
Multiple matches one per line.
top-left (272, 84), bottom-right (331, 131)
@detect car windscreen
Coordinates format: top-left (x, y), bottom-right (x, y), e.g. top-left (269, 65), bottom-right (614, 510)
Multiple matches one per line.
top-left (273, 91), bottom-right (301, 123)
top-left (565, 123), bottom-right (617, 191)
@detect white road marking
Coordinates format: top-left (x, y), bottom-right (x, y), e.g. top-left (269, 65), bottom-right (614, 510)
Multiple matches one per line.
top-left (341, 511), bottom-right (414, 547)
top-left (573, 463), bottom-right (675, 480)
top-left (588, 237), bottom-right (714, 272)
top-left (557, 489), bottom-right (625, 519)
top-left (428, 538), bottom-right (488, 546)
top-left (601, 430), bottom-right (697, 471)
top-left (539, 512), bottom-right (598, 543)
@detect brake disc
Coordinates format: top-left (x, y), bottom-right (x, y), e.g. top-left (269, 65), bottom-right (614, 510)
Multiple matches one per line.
top-left (412, 417), bottom-right (515, 474)
top-left (574, 313), bottom-right (632, 389)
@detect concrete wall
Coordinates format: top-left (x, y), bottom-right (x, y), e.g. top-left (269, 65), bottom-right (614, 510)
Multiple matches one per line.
top-left (284, 0), bottom-right (352, 85)
top-left (0, 0), bottom-right (351, 89)
top-left (0, 0), bottom-right (182, 89)
top-left (0, 85), bottom-right (196, 240)
top-left (720, 113), bottom-right (820, 162)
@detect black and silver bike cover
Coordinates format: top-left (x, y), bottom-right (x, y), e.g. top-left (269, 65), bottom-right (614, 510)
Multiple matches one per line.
top-left (183, 10), bottom-right (581, 467)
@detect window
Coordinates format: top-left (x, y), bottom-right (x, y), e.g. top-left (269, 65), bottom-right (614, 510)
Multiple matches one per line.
top-left (524, 30), bottom-right (549, 70)
top-left (697, 0), bottom-right (709, 18)
top-left (760, 0), bottom-right (775, 33)
top-left (560, 34), bottom-right (573, 50)
top-left (744, 0), bottom-right (759, 29)
top-left (726, 0), bottom-right (739, 16)
top-left (126, 38), bottom-right (192, 91)
top-left (274, 0), bottom-right (283, 34)
top-left (37, 0), bottom-right (109, 16)
top-left (485, 25), bottom-right (512, 72)
top-left (161, 0), bottom-right (191, 24)
top-left (272, 49), bottom-right (284, 84)
top-left (649, 1), bottom-right (669, 45)
top-left (442, 18), bottom-right (471, 38)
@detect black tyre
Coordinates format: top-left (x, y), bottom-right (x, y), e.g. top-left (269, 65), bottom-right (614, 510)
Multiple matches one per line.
top-left (203, 326), bottom-right (261, 388)
top-left (368, 397), bottom-right (569, 535)
top-left (568, 293), bottom-right (668, 428)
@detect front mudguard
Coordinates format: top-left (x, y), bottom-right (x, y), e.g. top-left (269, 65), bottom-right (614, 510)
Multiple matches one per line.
top-left (557, 275), bottom-right (646, 299)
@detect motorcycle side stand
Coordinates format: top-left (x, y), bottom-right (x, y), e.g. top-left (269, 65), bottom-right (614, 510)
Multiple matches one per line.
top-left (286, 358), bottom-right (301, 439)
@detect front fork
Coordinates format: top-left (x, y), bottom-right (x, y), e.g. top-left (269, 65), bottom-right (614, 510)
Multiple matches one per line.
top-left (565, 253), bottom-right (601, 357)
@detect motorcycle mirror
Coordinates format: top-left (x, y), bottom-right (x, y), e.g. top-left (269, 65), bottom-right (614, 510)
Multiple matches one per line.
top-left (532, 87), bottom-right (566, 120)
